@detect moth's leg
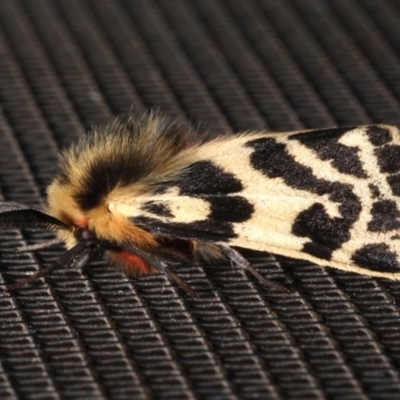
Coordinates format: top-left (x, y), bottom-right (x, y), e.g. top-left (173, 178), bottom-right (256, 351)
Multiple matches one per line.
top-left (7, 240), bottom-right (97, 291)
top-left (159, 262), bottom-right (197, 297)
top-left (219, 244), bottom-right (289, 293)
top-left (120, 243), bottom-right (197, 297)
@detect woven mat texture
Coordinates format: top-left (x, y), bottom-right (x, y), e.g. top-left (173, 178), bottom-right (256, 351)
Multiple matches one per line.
top-left (0, 1), bottom-right (400, 399)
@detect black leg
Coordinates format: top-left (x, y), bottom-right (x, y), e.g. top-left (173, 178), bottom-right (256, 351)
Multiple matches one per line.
top-left (219, 244), bottom-right (289, 293)
top-left (121, 243), bottom-right (197, 297)
top-left (7, 240), bottom-right (97, 291)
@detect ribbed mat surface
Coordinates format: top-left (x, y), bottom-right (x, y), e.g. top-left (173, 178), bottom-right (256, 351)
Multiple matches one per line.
top-left (0, 1), bottom-right (400, 399)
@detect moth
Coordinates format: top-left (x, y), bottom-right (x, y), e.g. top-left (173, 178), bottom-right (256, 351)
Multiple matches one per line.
top-left (1, 112), bottom-right (400, 294)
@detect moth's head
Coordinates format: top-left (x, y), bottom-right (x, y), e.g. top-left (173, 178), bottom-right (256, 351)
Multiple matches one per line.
top-left (46, 176), bottom-right (156, 251)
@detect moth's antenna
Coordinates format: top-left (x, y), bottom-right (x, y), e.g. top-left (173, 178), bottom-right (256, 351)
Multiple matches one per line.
top-left (0, 202), bottom-right (71, 231)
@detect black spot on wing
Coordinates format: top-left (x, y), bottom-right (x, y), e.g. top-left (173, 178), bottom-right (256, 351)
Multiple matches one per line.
top-left (246, 138), bottom-right (312, 189)
top-left (246, 137), bottom-right (362, 214)
top-left (133, 195), bottom-right (253, 241)
top-left (176, 161), bottom-right (243, 195)
top-left (328, 184), bottom-right (361, 220)
top-left (131, 216), bottom-right (236, 242)
top-left (292, 203), bottom-right (351, 261)
top-left (290, 127), bottom-right (353, 141)
top-left (148, 161), bottom-right (252, 237)
top-left (368, 184), bottom-right (381, 199)
top-left (289, 127), bottom-right (367, 178)
top-left (366, 126), bottom-right (392, 146)
top-left (352, 244), bottom-right (400, 273)
top-left (155, 160), bottom-right (244, 196)
top-left (302, 242), bottom-right (333, 260)
top-left (177, 163), bottom-right (254, 222)
top-left (387, 174), bottom-right (400, 196)
top-left (208, 196), bottom-right (253, 223)
top-left (368, 200), bottom-right (400, 232)
top-left (375, 145), bottom-right (400, 174)
top-left (247, 137), bottom-right (362, 259)
top-left (141, 201), bottom-right (174, 218)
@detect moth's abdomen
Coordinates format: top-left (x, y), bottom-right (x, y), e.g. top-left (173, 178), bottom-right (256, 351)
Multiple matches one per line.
top-left (108, 238), bottom-right (222, 277)
top-left (110, 250), bottom-right (153, 276)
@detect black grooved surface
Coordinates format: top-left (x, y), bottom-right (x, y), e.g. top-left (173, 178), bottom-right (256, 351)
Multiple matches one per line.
top-left (0, 1), bottom-right (400, 399)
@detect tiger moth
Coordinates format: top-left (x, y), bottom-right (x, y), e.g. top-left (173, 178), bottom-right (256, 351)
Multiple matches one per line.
top-left (0, 112), bottom-right (399, 293)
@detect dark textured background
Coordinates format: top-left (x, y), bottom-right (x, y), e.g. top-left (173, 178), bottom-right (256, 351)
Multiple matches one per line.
top-left (0, 1), bottom-right (400, 399)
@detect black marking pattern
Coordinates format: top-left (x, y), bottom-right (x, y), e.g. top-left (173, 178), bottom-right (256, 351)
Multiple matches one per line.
top-left (174, 161), bottom-right (243, 196)
top-left (131, 216), bottom-right (238, 242)
top-left (142, 201), bottom-right (174, 218)
top-left (352, 244), bottom-right (400, 273)
top-left (387, 174), bottom-right (400, 197)
top-left (368, 184), bottom-right (381, 199)
top-left (174, 162), bottom-right (253, 229)
top-left (289, 127), bottom-right (368, 178)
top-left (292, 203), bottom-right (350, 260)
top-left (368, 125), bottom-right (400, 198)
top-left (139, 161), bottom-right (254, 242)
top-left (366, 125), bottom-right (392, 146)
top-left (207, 196), bottom-right (254, 223)
top-left (247, 137), bottom-right (362, 260)
top-left (368, 200), bottom-right (400, 232)
top-left (375, 145), bottom-right (400, 174)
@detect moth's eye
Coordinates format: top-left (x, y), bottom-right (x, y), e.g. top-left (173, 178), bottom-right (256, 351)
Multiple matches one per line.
top-left (75, 228), bottom-right (93, 241)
